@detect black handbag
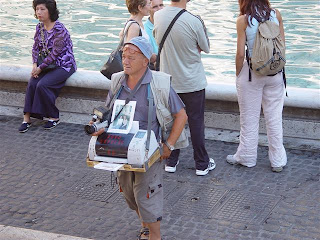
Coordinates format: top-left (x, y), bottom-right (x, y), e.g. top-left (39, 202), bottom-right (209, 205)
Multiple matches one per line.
top-left (37, 51), bottom-right (56, 73)
top-left (100, 47), bottom-right (123, 80)
top-left (100, 20), bottom-right (141, 79)
top-left (37, 24), bottom-right (56, 73)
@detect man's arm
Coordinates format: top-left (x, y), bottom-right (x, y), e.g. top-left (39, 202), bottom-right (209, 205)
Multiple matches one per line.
top-left (195, 16), bottom-right (210, 53)
top-left (161, 108), bottom-right (188, 160)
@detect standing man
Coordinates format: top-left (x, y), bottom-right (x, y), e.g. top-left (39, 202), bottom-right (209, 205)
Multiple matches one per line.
top-left (92, 37), bottom-right (188, 240)
top-left (144, 0), bottom-right (164, 54)
top-left (154, 0), bottom-right (215, 176)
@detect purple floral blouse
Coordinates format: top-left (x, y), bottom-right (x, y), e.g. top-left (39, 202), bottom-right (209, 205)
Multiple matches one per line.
top-left (32, 20), bottom-right (77, 72)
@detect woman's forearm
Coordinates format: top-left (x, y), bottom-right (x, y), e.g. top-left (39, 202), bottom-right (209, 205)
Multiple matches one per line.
top-left (236, 54), bottom-right (245, 76)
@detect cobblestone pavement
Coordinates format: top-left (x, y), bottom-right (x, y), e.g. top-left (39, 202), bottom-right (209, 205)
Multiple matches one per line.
top-left (0, 115), bottom-right (319, 240)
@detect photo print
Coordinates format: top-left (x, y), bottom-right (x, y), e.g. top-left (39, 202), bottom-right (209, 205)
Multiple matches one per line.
top-left (107, 99), bottom-right (136, 134)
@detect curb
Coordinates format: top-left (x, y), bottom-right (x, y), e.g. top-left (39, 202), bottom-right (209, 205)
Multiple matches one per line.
top-left (0, 225), bottom-right (92, 240)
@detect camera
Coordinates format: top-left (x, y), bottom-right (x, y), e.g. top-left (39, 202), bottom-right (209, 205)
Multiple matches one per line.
top-left (84, 106), bottom-right (112, 135)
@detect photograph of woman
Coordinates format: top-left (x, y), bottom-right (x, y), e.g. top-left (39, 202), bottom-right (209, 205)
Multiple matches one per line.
top-left (118, 115), bottom-right (129, 130)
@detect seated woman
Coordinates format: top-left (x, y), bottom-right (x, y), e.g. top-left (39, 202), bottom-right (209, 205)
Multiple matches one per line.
top-left (19, 0), bottom-right (76, 133)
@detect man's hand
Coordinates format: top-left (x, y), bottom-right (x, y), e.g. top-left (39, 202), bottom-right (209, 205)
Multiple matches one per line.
top-left (160, 144), bottom-right (172, 161)
top-left (88, 121), bottom-right (105, 136)
top-left (91, 128), bottom-right (105, 136)
top-left (159, 108), bottom-right (188, 161)
top-left (197, 45), bottom-right (203, 53)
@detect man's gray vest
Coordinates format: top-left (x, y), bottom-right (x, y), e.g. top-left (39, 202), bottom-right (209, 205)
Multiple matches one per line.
top-left (109, 71), bottom-right (189, 149)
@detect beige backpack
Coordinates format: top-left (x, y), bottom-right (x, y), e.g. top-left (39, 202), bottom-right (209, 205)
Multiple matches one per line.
top-left (251, 20), bottom-right (286, 76)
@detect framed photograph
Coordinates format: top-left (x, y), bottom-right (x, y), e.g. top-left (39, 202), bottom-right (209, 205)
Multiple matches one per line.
top-left (107, 100), bottom-right (136, 134)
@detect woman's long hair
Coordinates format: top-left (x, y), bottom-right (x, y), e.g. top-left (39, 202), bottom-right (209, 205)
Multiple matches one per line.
top-left (238, 0), bottom-right (272, 25)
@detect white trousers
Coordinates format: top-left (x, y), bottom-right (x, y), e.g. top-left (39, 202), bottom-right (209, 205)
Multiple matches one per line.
top-left (234, 63), bottom-right (287, 168)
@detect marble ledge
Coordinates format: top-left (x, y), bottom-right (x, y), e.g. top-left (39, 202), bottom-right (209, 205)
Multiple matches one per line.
top-left (0, 64), bottom-right (319, 109)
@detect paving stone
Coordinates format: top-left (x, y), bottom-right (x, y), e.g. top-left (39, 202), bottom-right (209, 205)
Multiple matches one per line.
top-left (262, 223), bottom-right (280, 233)
top-left (0, 116), bottom-right (320, 240)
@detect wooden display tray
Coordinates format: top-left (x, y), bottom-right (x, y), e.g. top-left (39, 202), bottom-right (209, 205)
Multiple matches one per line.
top-left (86, 148), bottom-right (161, 172)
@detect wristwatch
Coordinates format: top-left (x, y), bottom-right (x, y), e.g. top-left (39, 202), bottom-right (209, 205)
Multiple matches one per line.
top-left (164, 141), bottom-right (175, 151)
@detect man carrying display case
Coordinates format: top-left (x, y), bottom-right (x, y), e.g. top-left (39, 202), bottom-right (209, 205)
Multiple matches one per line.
top-left (90, 36), bottom-right (188, 240)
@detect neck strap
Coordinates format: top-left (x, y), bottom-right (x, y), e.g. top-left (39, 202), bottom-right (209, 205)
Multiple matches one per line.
top-left (111, 69), bottom-right (149, 124)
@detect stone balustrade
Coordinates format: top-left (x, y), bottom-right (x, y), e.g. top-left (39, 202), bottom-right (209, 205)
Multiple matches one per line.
top-left (0, 64), bottom-right (319, 141)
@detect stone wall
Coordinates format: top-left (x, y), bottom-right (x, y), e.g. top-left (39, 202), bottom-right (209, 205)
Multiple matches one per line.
top-left (1, 64), bottom-right (319, 140)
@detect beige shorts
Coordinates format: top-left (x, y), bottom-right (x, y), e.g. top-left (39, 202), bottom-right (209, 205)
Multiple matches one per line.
top-left (117, 161), bottom-right (164, 223)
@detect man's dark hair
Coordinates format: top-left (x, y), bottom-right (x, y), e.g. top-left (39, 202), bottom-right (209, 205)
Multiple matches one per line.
top-left (33, 0), bottom-right (59, 22)
top-left (171, 0), bottom-right (181, 2)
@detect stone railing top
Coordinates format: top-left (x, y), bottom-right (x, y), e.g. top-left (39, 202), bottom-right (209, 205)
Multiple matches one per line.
top-left (1, 64), bottom-right (319, 109)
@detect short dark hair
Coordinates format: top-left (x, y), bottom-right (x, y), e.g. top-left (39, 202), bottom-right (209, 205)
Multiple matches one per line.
top-left (126, 0), bottom-right (147, 15)
top-left (171, 0), bottom-right (181, 2)
top-left (33, 0), bottom-right (59, 22)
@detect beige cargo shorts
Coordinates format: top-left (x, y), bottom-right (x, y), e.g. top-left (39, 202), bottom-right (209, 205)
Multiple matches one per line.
top-left (117, 161), bottom-right (164, 223)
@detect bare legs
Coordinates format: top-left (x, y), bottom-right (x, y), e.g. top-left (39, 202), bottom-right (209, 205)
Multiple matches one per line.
top-left (148, 221), bottom-right (161, 240)
top-left (136, 210), bottom-right (161, 240)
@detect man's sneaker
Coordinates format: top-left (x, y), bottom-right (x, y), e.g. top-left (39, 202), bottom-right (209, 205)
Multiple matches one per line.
top-left (165, 160), bottom-right (179, 173)
top-left (196, 158), bottom-right (216, 176)
top-left (44, 119), bottom-right (60, 130)
top-left (226, 155), bottom-right (238, 165)
top-left (272, 166), bottom-right (283, 173)
top-left (18, 122), bottom-right (31, 133)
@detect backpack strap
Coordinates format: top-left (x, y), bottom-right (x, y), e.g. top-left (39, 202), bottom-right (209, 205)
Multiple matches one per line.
top-left (146, 83), bottom-right (154, 152)
top-left (245, 43), bottom-right (252, 82)
top-left (283, 67), bottom-right (288, 97)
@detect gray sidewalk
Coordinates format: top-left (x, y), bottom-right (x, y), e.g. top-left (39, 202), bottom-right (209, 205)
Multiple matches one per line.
top-left (0, 224), bottom-right (91, 240)
top-left (0, 115), bottom-right (319, 240)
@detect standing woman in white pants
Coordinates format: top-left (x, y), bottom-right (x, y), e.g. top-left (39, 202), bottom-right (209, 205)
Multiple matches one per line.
top-left (226, 0), bottom-right (287, 172)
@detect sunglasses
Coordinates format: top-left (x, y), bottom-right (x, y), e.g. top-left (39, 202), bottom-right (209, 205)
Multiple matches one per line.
top-left (121, 45), bottom-right (143, 55)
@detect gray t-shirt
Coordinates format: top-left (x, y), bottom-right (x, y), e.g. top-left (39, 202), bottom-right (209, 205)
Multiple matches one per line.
top-left (153, 6), bottom-right (210, 93)
top-left (105, 69), bottom-right (185, 140)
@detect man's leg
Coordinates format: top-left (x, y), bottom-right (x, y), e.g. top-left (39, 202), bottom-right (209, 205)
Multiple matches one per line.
top-left (179, 89), bottom-right (209, 170)
top-left (118, 171), bottom-right (152, 238)
top-left (135, 210), bottom-right (148, 228)
top-left (135, 210), bottom-right (149, 239)
top-left (147, 221), bottom-right (161, 240)
top-left (117, 171), bottom-right (139, 211)
top-left (166, 149), bottom-right (180, 167)
top-left (134, 161), bottom-right (163, 239)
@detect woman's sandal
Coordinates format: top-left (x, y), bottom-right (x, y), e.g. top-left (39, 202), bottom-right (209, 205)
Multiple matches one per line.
top-left (137, 227), bottom-right (149, 240)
